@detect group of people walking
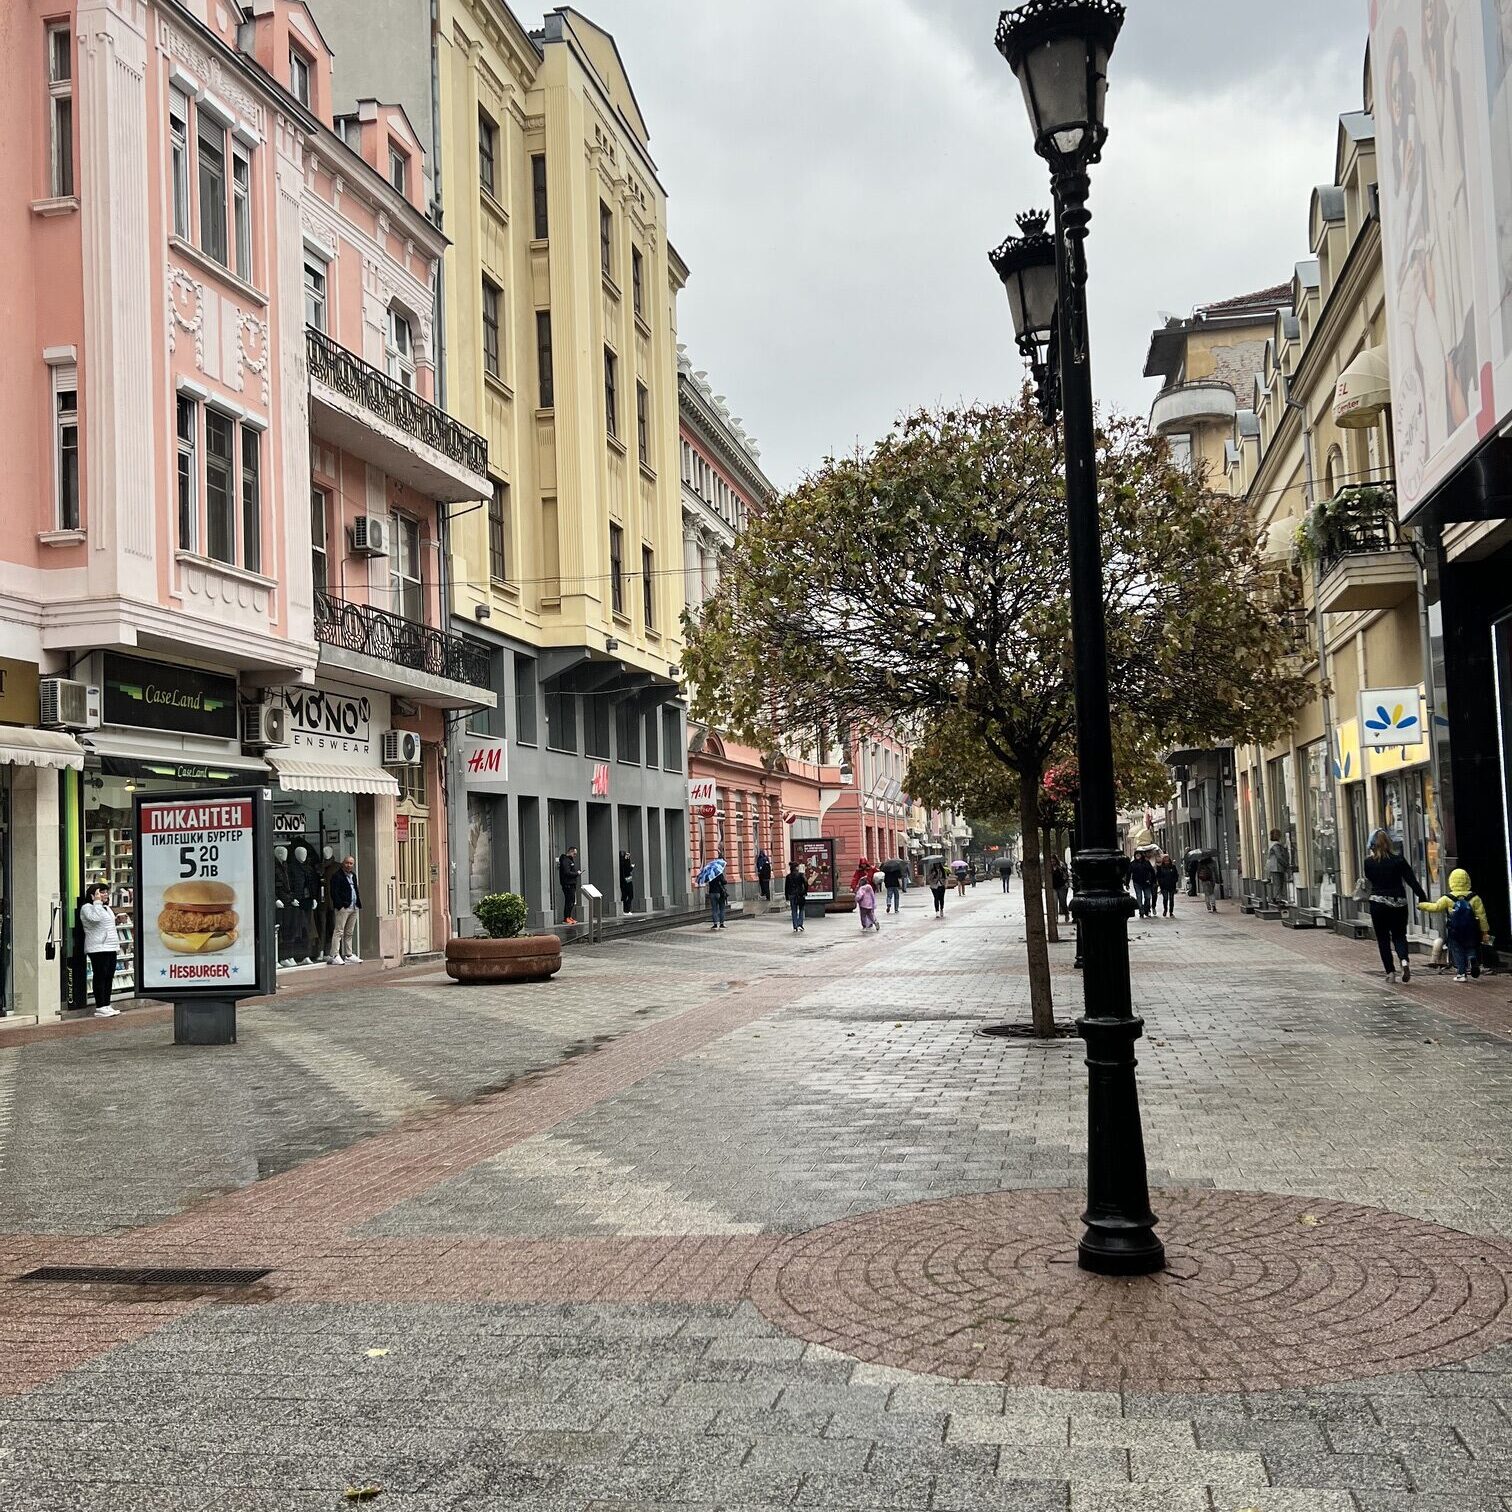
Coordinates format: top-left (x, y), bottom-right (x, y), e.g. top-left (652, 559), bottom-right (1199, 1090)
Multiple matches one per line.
top-left (1129, 851), bottom-right (1214, 918)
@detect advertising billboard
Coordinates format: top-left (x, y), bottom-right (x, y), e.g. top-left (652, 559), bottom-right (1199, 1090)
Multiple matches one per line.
top-left (791, 836), bottom-right (836, 902)
top-left (134, 789), bottom-right (274, 999)
top-left (1373, 0), bottom-right (1512, 516)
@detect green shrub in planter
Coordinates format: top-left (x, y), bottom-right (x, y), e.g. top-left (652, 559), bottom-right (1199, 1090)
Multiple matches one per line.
top-left (474, 892), bottom-right (528, 939)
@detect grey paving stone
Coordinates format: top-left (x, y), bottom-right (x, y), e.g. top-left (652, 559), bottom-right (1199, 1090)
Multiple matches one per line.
top-left (928, 1477), bottom-right (1070, 1512)
top-left (1263, 1448), bottom-right (1413, 1489)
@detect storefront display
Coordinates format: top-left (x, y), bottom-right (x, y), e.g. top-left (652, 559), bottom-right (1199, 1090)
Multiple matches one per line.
top-left (269, 799), bottom-right (356, 968)
top-left (1301, 740), bottom-right (1338, 914)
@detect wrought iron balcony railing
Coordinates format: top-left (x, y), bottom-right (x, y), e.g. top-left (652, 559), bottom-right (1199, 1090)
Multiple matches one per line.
top-left (1313, 487), bottom-right (1401, 578)
top-left (314, 591), bottom-right (491, 691)
top-left (306, 326), bottom-right (487, 478)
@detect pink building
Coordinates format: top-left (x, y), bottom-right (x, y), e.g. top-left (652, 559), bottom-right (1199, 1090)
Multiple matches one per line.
top-left (0, 0), bottom-right (491, 1021)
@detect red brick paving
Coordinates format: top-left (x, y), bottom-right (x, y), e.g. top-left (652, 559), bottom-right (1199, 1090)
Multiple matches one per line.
top-left (747, 1188), bottom-right (1512, 1392)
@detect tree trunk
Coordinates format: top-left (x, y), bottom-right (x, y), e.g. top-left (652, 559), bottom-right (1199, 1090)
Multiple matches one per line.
top-left (1041, 826), bottom-right (1060, 944)
top-left (1018, 771), bottom-right (1056, 1036)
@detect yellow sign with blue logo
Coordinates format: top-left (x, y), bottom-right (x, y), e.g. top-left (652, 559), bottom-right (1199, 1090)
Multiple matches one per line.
top-left (1358, 687), bottom-right (1430, 772)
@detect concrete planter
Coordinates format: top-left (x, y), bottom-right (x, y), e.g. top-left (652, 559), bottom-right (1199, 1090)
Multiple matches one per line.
top-left (445, 934), bottom-right (562, 984)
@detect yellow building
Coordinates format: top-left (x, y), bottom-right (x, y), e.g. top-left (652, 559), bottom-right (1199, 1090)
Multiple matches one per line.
top-left (314, 2), bottom-right (694, 927)
top-left (1221, 58), bottom-right (1439, 925)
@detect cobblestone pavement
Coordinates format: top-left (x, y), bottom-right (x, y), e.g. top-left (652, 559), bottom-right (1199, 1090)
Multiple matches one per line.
top-left (1, 884), bottom-right (1511, 1510)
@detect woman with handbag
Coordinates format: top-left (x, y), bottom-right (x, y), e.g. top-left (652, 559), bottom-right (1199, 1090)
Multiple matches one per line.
top-left (1361, 828), bottom-right (1428, 982)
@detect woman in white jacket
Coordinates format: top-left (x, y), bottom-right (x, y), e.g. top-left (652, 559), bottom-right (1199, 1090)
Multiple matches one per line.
top-left (79, 883), bottom-right (121, 1018)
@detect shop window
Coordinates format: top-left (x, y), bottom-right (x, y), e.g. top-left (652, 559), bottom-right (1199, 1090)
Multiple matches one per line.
top-left (585, 693), bottom-right (611, 759)
top-left (514, 654), bottom-right (538, 746)
top-left (46, 22), bottom-right (73, 198)
top-left (662, 705), bottom-right (682, 771)
top-left (545, 685), bottom-right (576, 753)
top-left (530, 152), bottom-right (548, 238)
top-left (616, 697), bottom-right (640, 764)
top-left (54, 370), bottom-right (79, 530)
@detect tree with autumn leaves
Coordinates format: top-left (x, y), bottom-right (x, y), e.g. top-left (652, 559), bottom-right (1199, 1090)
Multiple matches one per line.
top-left (682, 395), bottom-right (1311, 1034)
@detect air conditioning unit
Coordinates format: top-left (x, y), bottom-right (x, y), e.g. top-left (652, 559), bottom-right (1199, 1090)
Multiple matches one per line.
top-left (240, 701), bottom-right (288, 749)
top-left (39, 677), bottom-right (101, 731)
top-left (351, 515), bottom-right (390, 557)
top-left (381, 729), bottom-right (422, 766)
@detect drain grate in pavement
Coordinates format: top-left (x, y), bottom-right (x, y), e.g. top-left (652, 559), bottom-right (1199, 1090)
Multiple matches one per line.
top-left (16, 1265), bottom-right (271, 1287)
top-left (978, 1021), bottom-right (1079, 1040)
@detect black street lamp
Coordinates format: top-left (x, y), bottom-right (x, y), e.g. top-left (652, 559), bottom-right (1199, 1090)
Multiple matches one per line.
top-left (988, 211), bottom-right (1060, 424)
top-left (996, 0), bottom-right (1164, 1276)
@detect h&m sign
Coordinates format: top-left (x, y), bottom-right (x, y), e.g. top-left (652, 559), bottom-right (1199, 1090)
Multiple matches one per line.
top-left (461, 734), bottom-right (508, 792)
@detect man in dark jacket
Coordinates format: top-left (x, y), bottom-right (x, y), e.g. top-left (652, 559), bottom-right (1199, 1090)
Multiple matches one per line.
top-left (327, 855), bottom-right (362, 964)
top-left (755, 847), bottom-right (772, 901)
top-left (783, 861), bottom-right (808, 933)
top-left (558, 846), bottom-right (581, 925)
top-left (1129, 853), bottom-right (1157, 919)
top-left (881, 856), bottom-right (904, 914)
top-left (618, 850), bottom-right (635, 914)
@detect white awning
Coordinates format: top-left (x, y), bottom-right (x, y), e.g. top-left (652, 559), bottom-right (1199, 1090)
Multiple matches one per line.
top-left (267, 754), bottom-right (400, 796)
top-left (0, 727), bottom-right (85, 771)
top-left (1334, 345), bottom-right (1391, 429)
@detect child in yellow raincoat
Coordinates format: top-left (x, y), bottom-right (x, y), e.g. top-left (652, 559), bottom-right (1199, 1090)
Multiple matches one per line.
top-left (1418, 868), bottom-right (1491, 982)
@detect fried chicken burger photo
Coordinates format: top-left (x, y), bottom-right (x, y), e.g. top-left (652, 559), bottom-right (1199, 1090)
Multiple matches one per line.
top-left (157, 881), bottom-right (239, 953)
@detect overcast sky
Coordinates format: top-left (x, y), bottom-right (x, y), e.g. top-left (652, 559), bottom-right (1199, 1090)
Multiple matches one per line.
top-left (581, 1), bottom-right (1369, 489)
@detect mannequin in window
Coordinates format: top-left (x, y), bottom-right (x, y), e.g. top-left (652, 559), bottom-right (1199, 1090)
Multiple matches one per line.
top-left (274, 844), bottom-right (295, 967)
top-left (288, 843), bottom-right (319, 963)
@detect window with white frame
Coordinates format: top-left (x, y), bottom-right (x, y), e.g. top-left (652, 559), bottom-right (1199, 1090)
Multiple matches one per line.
top-left (310, 486), bottom-right (329, 591)
top-left (54, 368), bottom-right (79, 531)
top-left (387, 309), bottom-right (415, 388)
top-left (175, 394), bottom-right (264, 568)
top-left (389, 143), bottom-right (409, 196)
top-left (232, 144), bottom-right (252, 280)
top-left (289, 46), bottom-right (311, 107)
top-left (197, 117), bottom-right (228, 266)
top-left (303, 257), bottom-right (327, 331)
top-left (46, 22), bottom-right (73, 198)
top-left (389, 512), bottom-right (422, 622)
top-left (169, 91), bottom-right (190, 237)
top-left (175, 396), bottom-right (197, 551)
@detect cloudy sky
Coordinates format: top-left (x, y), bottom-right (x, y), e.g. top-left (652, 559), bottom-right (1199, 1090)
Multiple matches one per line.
top-left (582, 0), bottom-right (1370, 489)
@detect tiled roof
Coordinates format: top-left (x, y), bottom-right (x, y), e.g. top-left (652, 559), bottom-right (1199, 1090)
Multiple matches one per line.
top-left (1200, 283), bottom-right (1292, 315)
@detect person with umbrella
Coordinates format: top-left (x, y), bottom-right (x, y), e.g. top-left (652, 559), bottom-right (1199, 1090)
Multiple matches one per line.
top-left (696, 851), bottom-right (729, 931)
top-left (950, 858), bottom-right (968, 897)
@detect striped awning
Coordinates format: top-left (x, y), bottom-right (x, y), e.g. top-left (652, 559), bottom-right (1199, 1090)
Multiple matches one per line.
top-left (266, 754), bottom-right (400, 796)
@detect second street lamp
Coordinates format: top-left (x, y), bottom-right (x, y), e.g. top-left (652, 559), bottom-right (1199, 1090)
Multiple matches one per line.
top-left (989, 210), bottom-right (1060, 424)
top-left (996, 0), bottom-right (1164, 1276)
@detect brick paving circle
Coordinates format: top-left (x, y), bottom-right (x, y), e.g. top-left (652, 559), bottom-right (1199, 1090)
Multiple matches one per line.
top-left (749, 1188), bottom-right (1512, 1391)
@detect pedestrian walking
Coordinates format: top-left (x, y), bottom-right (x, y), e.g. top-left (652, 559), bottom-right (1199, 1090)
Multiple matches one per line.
top-left (1184, 847), bottom-right (1203, 897)
top-left (79, 882), bottom-right (120, 1018)
top-left (1362, 828), bottom-right (1427, 982)
top-left (1051, 859), bottom-right (1071, 921)
top-left (784, 860), bottom-right (808, 932)
top-left (927, 860), bottom-right (948, 918)
top-left (696, 851), bottom-right (729, 930)
top-left (951, 859), bottom-right (968, 897)
top-left (1265, 830), bottom-right (1291, 905)
top-left (326, 855), bottom-right (362, 963)
top-left (618, 849), bottom-right (635, 914)
top-left (1155, 853), bottom-right (1180, 917)
top-left (1130, 852), bottom-right (1156, 919)
top-left (1418, 867), bottom-right (1490, 983)
top-left (1196, 852), bottom-right (1219, 912)
top-left (755, 846), bottom-right (772, 902)
top-left (557, 846), bottom-right (581, 925)
top-left (882, 856), bottom-right (904, 915)
top-left (849, 857), bottom-right (872, 896)
top-left (856, 876), bottom-right (879, 932)
top-left (998, 856), bottom-right (1013, 892)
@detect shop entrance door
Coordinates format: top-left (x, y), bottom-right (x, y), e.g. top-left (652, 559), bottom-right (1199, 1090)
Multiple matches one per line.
top-left (398, 812), bottom-right (430, 957)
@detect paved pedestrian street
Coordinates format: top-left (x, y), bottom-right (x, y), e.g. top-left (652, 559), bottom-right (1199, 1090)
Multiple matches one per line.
top-left (2, 887), bottom-right (1511, 1512)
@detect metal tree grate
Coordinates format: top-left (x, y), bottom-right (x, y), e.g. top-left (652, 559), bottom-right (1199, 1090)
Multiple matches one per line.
top-left (16, 1265), bottom-right (271, 1287)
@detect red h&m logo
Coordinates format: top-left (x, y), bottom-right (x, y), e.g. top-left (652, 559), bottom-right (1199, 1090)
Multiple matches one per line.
top-left (467, 745), bottom-right (504, 776)
top-left (590, 762), bottom-right (610, 797)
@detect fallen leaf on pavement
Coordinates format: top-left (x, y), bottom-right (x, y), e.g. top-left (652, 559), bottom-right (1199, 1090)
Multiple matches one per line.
top-left (343, 1487), bottom-right (382, 1502)
top-left (365, 1348), bottom-right (389, 1358)
top-left (1299, 1214), bottom-right (1321, 1227)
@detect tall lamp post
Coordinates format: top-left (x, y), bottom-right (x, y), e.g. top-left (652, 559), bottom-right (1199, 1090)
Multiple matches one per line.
top-left (994, 0), bottom-right (1164, 1276)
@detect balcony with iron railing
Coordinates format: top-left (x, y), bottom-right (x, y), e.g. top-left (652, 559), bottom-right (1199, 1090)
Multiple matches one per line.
top-left (306, 327), bottom-right (490, 503)
top-left (314, 590), bottom-right (494, 708)
top-left (1298, 486), bottom-right (1418, 614)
